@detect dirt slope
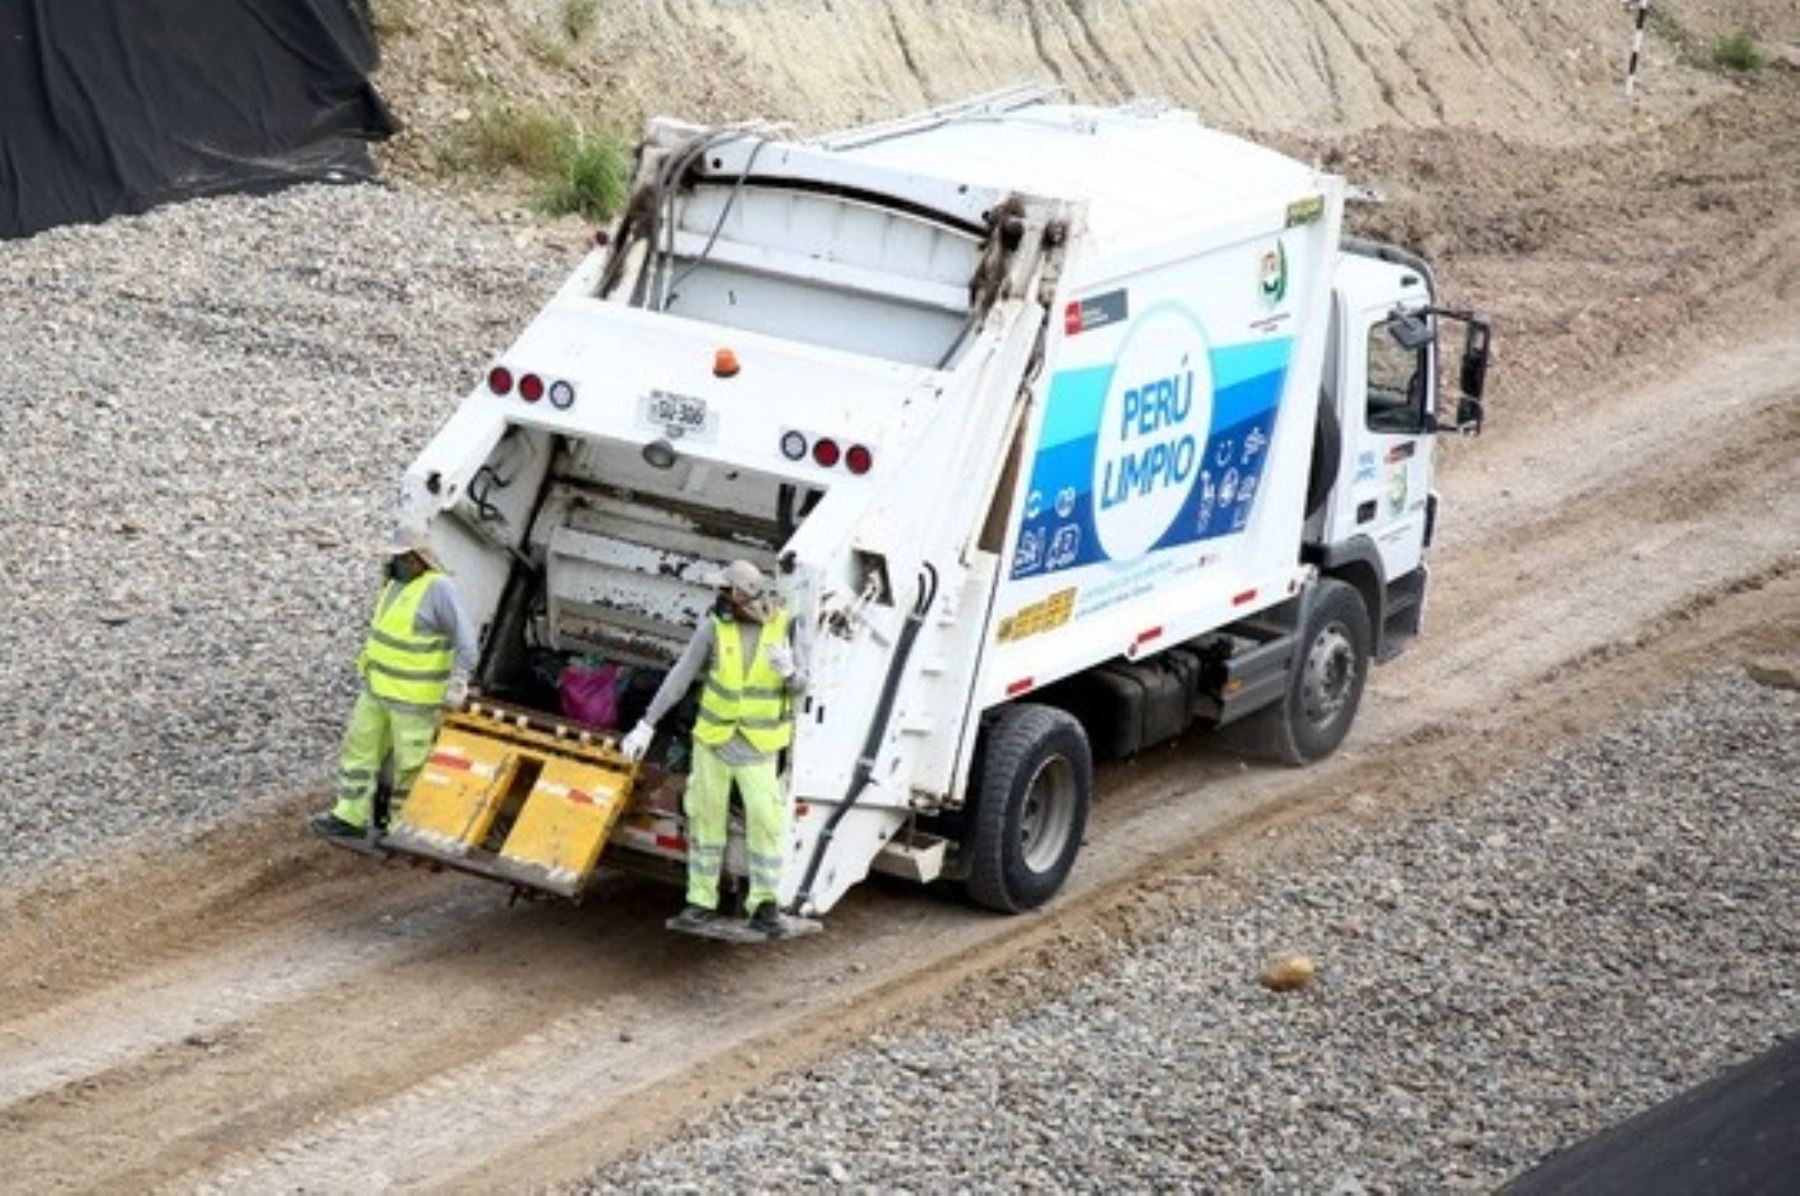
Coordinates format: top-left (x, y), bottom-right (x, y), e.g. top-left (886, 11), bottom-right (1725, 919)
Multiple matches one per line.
top-left (3, 69), bottom-right (1798, 1186)
top-left (372, 0), bottom-right (1792, 181)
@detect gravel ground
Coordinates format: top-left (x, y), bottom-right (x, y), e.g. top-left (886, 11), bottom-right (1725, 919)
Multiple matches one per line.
top-left (0, 185), bottom-right (567, 880)
top-left (586, 672), bottom-right (1800, 1192)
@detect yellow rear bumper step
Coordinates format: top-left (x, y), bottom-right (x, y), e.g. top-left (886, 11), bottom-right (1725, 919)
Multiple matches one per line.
top-left (382, 702), bottom-right (639, 899)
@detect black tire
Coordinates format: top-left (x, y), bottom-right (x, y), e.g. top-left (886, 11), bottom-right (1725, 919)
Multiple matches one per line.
top-left (963, 704), bottom-right (1092, 913)
top-left (1241, 578), bottom-right (1371, 766)
top-left (1304, 394), bottom-right (1342, 519)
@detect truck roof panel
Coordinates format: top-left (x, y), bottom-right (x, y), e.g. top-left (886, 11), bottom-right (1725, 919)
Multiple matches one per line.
top-left (831, 104), bottom-right (1322, 248)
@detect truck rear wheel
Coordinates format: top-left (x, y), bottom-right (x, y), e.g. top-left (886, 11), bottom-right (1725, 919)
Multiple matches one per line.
top-left (964, 704), bottom-right (1092, 913)
top-left (1244, 578), bottom-right (1371, 765)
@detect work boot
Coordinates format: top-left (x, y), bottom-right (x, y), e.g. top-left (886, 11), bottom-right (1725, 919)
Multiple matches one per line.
top-left (668, 903), bottom-right (718, 932)
top-left (309, 811), bottom-right (365, 840)
top-left (748, 902), bottom-right (787, 940)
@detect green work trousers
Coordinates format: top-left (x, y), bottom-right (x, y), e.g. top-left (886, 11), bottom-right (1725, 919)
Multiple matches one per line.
top-left (331, 690), bottom-right (438, 830)
top-left (684, 742), bottom-right (788, 912)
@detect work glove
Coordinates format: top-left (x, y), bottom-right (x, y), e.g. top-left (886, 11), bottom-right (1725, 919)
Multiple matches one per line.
top-left (765, 642), bottom-right (796, 680)
top-left (443, 677), bottom-right (470, 709)
top-left (620, 719), bottom-right (655, 764)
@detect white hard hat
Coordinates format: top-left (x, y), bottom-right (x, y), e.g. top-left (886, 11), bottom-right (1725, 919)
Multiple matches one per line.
top-left (710, 559), bottom-right (777, 620)
top-left (380, 518), bottom-right (443, 570)
top-left (710, 559), bottom-right (768, 600)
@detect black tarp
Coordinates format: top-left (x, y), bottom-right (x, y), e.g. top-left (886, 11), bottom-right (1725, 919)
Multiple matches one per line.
top-left (0, 0), bottom-right (396, 240)
top-left (1506, 1036), bottom-right (1800, 1196)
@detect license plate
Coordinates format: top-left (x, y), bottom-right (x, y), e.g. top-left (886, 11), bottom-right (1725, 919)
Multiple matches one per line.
top-left (642, 390), bottom-right (711, 439)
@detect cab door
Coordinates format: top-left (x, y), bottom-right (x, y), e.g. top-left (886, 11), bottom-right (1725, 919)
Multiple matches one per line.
top-left (1342, 308), bottom-right (1436, 580)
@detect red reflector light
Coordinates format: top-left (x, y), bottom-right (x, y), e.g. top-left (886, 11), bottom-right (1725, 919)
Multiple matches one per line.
top-left (813, 437), bottom-right (841, 467)
top-left (845, 444), bottom-right (873, 475)
top-left (656, 833), bottom-right (689, 853)
top-left (519, 373), bottom-right (545, 402)
top-left (1006, 677), bottom-right (1034, 697)
top-left (1135, 625), bottom-right (1163, 646)
top-left (1232, 588), bottom-right (1258, 607)
top-left (487, 366), bottom-right (513, 395)
top-left (1064, 301), bottom-right (1083, 336)
top-left (427, 752), bottom-right (472, 771)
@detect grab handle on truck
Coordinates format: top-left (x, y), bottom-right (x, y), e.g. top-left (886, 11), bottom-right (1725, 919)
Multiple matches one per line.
top-left (790, 563), bottom-right (939, 913)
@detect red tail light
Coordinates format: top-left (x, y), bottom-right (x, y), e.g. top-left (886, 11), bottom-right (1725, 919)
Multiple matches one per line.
top-left (519, 373), bottom-right (545, 402)
top-left (845, 444), bottom-right (873, 475)
top-left (1063, 302), bottom-right (1083, 336)
top-left (487, 366), bottom-right (513, 395)
top-left (812, 437), bottom-right (840, 467)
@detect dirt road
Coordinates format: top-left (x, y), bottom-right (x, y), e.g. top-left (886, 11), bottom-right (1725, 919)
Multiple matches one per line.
top-left (4, 84), bottom-right (1797, 1192)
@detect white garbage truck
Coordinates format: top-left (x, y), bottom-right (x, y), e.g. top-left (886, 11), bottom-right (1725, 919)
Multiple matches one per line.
top-left (344, 86), bottom-right (1489, 922)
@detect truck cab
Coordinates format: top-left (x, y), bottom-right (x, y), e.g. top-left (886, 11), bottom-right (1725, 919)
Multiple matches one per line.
top-left (1311, 242), bottom-right (1489, 662)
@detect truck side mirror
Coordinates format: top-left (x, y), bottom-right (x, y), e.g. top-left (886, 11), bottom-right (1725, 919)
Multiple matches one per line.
top-left (1388, 311), bottom-right (1434, 351)
top-left (1455, 396), bottom-right (1485, 436)
top-left (1459, 320), bottom-right (1491, 400)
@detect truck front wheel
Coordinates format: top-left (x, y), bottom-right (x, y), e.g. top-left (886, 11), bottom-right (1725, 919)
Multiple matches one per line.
top-left (1243, 578), bottom-right (1372, 765)
top-left (964, 704), bottom-right (1092, 913)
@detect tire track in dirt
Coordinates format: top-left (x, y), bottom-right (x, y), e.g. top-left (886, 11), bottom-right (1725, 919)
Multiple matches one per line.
top-left (3, 315), bottom-right (1794, 1190)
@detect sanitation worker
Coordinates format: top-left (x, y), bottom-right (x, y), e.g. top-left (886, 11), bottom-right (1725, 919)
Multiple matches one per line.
top-left (620, 559), bottom-right (806, 938)
top-left (310, 520), bottom-right (478, 840)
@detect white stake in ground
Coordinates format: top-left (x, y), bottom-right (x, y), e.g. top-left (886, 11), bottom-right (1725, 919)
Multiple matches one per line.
top-left (1623, 0), bottom-right (1653, 104)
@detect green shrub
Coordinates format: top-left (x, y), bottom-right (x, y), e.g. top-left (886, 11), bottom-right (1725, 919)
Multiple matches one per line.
top-left (450, 101), bottom-right (629, 220)
top-left (470, 103), bottom-right (577, 176)
top-left (541, 133), bottom-right (630, 221)
top-left (563, 0), bottom-right (598, 41)
top-left (1710, 30), bottom-right (1768, 71)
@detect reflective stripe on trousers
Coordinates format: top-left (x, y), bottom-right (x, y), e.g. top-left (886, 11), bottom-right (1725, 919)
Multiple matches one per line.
top-left (682, 741), bottom-right (789, 912)
top-left (331, 690), bottom-right (439, 830)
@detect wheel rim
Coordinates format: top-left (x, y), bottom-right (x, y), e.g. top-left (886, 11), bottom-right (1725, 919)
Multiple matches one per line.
top-left (1018, 754), bottom-right (1078, 873)
top-left (1301, 621), bottom-right (1357, 728)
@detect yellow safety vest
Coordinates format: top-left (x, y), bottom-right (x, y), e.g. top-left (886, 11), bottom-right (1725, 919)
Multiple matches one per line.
top-left (694, 608), bottom-right (793, 753)
top-left (360, 572), bottom-right (454, 708)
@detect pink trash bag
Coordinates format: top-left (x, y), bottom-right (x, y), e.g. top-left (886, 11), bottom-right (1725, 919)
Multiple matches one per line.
top-left (559, 659), bottom-right (621, 729)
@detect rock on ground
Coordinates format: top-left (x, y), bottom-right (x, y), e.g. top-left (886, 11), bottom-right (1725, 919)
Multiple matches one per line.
top-left (0, 184), bottom-right (568, 880)
top-left (582, 673), bottom-right (1799, 1192)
